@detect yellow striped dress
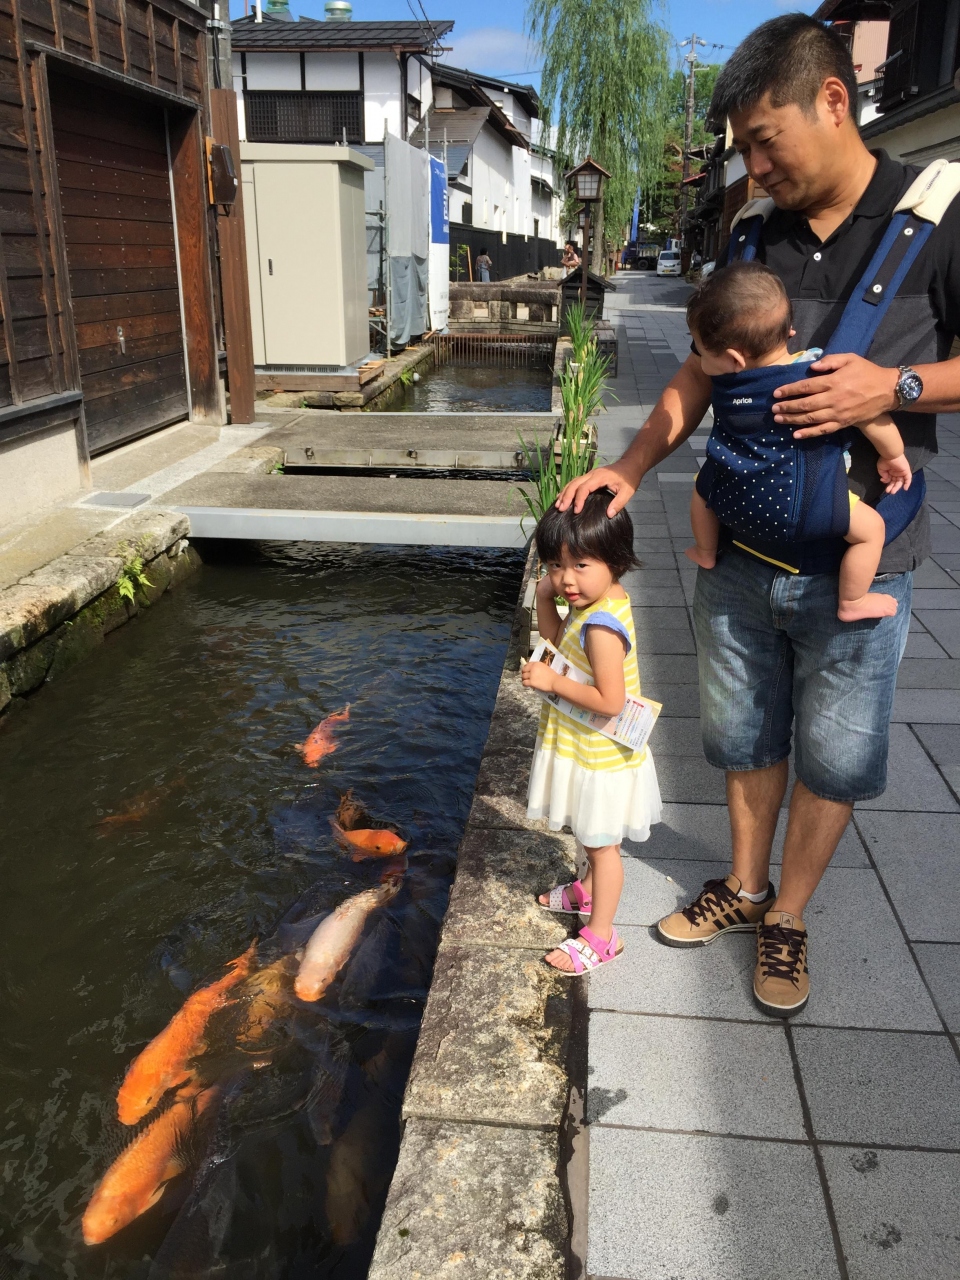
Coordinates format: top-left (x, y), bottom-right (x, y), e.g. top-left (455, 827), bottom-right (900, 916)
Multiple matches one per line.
top-left (526, 594), bottom-right (662, 847)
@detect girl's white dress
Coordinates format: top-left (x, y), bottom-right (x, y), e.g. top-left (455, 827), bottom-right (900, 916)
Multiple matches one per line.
top-left (526, 594), bottom-right (661, 847)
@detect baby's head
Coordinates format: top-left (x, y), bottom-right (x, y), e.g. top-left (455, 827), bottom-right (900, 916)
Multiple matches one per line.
top-left (535, 490), bottom-right (640, 608)
top-left (687, 261), bottom-right (793, 375)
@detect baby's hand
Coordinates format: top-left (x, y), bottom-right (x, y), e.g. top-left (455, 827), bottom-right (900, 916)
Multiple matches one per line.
top-left (877, 453), bottom-right (912, 495)
top-left (521, 660), bottom-right (556, 694)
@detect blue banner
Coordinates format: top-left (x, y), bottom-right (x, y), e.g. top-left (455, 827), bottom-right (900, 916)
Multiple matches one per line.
top-left (430, 156), bottom-right (449, 244)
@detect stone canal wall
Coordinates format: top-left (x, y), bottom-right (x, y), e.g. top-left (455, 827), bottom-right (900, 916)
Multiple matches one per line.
top-left (0, 510), bottom-right (200, 720)
top-left (368, 550), bottom-right (585, 1280)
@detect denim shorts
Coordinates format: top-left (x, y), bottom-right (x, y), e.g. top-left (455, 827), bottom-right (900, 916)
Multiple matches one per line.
top-left (692, 549), bottom-right (913, 803)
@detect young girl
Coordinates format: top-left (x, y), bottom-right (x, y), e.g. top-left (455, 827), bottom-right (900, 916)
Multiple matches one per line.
top-left (521, 490), bottom-right (662, 975)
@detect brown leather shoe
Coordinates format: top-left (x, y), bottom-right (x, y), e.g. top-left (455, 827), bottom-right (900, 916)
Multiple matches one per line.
top-left (656, 874), bottom-right (775, 948)
top-left (754, 910), bottom-right (809, 1018)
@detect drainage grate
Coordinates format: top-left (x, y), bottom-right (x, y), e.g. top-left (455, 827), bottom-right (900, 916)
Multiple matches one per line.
top-left (432, 333), bottom-right (555, 368)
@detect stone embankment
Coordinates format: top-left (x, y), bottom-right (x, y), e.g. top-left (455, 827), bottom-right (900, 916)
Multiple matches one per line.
top-left (0, 510), bottom-right (199, 719)
top-left (369, 552), bottom-right (584, 1280)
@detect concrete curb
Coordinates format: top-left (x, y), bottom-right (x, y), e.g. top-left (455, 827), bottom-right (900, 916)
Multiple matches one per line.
top-left (0, 509), bottom-right (199, 718)
top-left (368, 547), bottom-right (585, 1280)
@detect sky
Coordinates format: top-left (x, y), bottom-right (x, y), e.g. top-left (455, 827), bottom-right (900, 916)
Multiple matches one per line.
top-left (228, 0), bottom-right (821, 85)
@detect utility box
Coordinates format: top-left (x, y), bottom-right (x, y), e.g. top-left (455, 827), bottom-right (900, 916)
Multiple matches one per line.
top-left (241, 143), bottom-right (374, 372)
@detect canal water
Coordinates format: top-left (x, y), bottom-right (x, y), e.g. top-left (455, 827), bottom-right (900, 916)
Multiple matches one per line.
top-left (397, 362), bottom-right (552, 413)
top-left (0, 542), bottom-right (523, 1279)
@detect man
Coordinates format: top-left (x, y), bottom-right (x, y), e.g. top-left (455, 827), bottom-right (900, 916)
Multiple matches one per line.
top-left (558, 14), bottom-right (960, 1017)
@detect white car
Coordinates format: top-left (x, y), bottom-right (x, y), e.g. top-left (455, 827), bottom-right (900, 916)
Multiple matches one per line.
top-left (656, 249), bottom-right (682, 276)
top-left (700, 259), bottom-right (716, 280)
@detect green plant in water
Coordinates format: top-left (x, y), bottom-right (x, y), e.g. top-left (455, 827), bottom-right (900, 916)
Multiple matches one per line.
top-left (399, 368), bottom-right (414, 388)
top-left (564, 300), bottom-right (596, 362)
top-left (116, 556), bottom-right (152, 603)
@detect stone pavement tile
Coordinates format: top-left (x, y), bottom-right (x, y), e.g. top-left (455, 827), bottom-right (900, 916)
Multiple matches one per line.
top-left (587, 1128), bottom-right (840, 1280)
top-left (912, 944), bottom-right (960, 1032)
top-left (369, 1118), bottom-right (565, 1280)
top-left (854, 812), bottom-right (960, 942)
top-left (622, 565), bottom-right (680, 584)
top-left (902, 631), bottom-right (949, 658)
top-left (891, 688), bottom-right (960, 723)
top-left (856, 723), bottom-right (958, 812)
top-left (616, 856), bottom-right (729, 926)
top-left (822, 1146), bottom-right (960, 1280)
top-left (896, 658), bottom-right (960, 689)
top-left (640, 653), bottom-right (699, 684)
top-left (652, 716), bottom-right (703, 754)
top-left (931, 525), bottom-right (960, 552)
top-left (793, 1028), bottom-right (960, 1147)
top-left (442, 827), bottom-right (577, 950)
top-left (587, 1011), bottom-right (805, 1138)
top-left (913, 560), bottom-right (958, 588)
top-left (642, 683), bottom-right (701, 716)
top-left (633, 537), bottom-right (674, 555)
top-left (656, 756), bottom-right (728, 802)
top-left (632, 604), bottom-right (689, 627)
top-left (587, 923), bottom-right (760, 1019)
top-left (629, 587), bottom-right (688, 607)
top-left (911, 588), bottom-right (960, 608)
top-left (912, 722), bottom-right (960, 767)
top-left (794, 867), bottom-right (940, 1031)
top-left (631, 627), bottom-right (697, 655)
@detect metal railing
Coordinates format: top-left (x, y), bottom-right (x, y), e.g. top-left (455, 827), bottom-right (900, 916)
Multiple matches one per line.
top-left (432, 333), bottom-right (556, 367)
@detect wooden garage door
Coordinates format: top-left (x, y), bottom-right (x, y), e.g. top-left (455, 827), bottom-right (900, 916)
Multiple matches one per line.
top-left (50, 77), bottom-right (189, 455)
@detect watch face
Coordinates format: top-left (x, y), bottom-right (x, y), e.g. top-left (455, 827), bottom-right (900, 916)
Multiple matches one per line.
top-left (900, 371), bottom-right (923, 402)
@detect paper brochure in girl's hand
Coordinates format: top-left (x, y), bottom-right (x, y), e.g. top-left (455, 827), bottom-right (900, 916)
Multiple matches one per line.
top-left (528, 638), bottom-right (662, 754)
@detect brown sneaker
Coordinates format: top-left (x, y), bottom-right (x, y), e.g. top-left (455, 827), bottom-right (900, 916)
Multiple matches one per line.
top-left (754, 910), bottom-right (809, 1018)
top-left (656, 874), bottom-right (775, 948)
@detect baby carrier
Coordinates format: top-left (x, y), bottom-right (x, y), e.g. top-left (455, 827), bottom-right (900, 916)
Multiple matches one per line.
top-left (698, 159), bottom-right (960, 574)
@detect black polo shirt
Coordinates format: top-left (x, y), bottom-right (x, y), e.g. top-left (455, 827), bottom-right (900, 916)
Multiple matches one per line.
top-left (717, 149), bottom-right (960, 572)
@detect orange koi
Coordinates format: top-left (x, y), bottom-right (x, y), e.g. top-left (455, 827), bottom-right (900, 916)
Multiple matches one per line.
top-left (116, 943), bottom-right (256, 1126)
top-left (95, 777), bottom-right (185, 831)
top-left (296, 705), bottom-right (350, 768)
top-left (83, 1082), bottom-right (216, 1245)
top-left (330, 818), bottom-right (408, 859)
top-left (335, 788), bottom-right (373, 831)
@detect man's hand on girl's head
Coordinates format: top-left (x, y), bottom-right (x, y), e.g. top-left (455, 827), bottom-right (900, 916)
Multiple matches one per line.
top-left (772, 352), bottom-right (900, 436)
top-left (556, 464), bottom-right (637, 516)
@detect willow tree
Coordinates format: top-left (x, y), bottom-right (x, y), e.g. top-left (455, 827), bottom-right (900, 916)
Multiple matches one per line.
top-left (527, 0), bottom-right (671, 270)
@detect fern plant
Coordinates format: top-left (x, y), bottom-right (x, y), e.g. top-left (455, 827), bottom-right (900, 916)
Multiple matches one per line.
top-left (116, 556), bottom-right (152, 603)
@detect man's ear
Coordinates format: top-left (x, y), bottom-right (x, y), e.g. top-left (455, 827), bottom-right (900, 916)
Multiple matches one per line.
top-left (724, 348), bottom-right (748, 372)
top-left (819, 75), bottom-right (851, 128)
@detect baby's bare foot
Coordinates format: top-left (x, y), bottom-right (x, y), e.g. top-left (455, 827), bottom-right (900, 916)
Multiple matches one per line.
top-left (838, 593), bottom-right (898, 622)
top-left (685, 546), bottom-right (717, 569)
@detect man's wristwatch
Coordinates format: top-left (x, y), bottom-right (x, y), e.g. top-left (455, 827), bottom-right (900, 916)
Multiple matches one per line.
top-left (894, 365), bottom-right (923, 410)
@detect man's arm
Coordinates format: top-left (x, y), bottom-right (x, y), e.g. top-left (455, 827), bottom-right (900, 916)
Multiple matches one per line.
top-left (771, 351), bottom-right (960, 438)
top-left (557, 354), bottom-right (713, 514)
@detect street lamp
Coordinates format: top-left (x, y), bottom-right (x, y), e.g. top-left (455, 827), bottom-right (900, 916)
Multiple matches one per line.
top-left (566, 157), bottom-right (610, 303)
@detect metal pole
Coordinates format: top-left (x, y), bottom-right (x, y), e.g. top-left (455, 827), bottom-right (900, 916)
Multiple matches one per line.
top-left (383, 122), bottom-right (391, 357)
top-left (679, 35), bottom-right (697, 228)
top-left (580, 205), bottom-right (590, 305)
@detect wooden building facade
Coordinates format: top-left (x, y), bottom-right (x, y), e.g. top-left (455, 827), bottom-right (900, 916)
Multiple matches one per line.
top-left (0, 0), bottom-right (255, 526)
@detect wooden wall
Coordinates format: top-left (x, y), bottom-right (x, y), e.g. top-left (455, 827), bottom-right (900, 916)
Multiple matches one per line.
top-left (0, 0), bottom-right (225, 462)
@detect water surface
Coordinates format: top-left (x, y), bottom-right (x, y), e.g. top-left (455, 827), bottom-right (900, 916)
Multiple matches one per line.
top-left (0, 542), bottom-right (522, 1279)
top-left (398, 361), bottom-right (552, 413)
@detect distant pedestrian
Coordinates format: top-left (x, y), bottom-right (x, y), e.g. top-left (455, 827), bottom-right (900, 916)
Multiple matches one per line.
top-left (475, 249), bottom-right (492, 283)
top-left (522, 492), bottom-right (662, 975)
top-left (562, 241), bottom-right (581, 277)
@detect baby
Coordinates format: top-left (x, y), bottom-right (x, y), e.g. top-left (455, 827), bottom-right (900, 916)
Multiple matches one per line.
top-left (685, 262), bottom-right (912, 622)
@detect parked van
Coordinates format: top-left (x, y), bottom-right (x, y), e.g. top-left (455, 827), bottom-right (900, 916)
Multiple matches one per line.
top-left (656, 249), bottom-right (681, 277)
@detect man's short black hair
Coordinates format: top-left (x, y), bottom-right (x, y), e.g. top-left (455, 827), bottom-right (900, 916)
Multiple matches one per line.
top-left (710, 13), bottom-right (859, 125)
top-left (687, 261), bottom-right (792, 360)
top-left (535, 489), bottom-right (640, 580)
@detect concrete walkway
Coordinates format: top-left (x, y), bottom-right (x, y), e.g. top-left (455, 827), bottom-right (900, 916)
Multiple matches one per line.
top-left (585, 271), bottom-right (960, 1280)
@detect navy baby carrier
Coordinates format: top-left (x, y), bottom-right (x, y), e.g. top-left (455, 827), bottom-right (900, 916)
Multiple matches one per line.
top-left (698, 160), bottom-right (960, 574)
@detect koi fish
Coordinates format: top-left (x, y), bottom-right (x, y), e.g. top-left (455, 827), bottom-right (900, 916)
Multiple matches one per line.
top-left (234, 956), bottom-right (296, 1052)
top-left (296, 705), bottom-right (350, 768)
top-left (117, 944), bottom-right (256, 1126)
top-left (96, 777), bottom-right (185, 830)
top-left (82, 1083), bottom-right (217, 1245)
top-left (335, 788), bottom-right (373, 831)
top-left (294, 881), bottom-right (400, 1003)
top-left (330, 817), bottom-right (408, 860)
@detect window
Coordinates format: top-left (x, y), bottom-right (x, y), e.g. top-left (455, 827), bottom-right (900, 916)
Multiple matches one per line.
top-left (245, 91), bottom-right (363, 143)
top-left (876, 1), bottom-right (919, 108)
top-left (533, 217), bottom-right (539, 239)
top-left (406, 93), bottom-right (421, 122)
top-left (461, 202), bottom-right (473, 225)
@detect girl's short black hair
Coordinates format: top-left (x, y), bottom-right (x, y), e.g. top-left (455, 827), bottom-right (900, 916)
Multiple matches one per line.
top-left (534, 489), bottom-right (640, 579)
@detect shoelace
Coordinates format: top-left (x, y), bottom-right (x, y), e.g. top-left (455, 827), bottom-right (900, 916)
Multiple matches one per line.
top-left (681, 877), bottom-right (741, 925)
top-left (758, 923), bottom-right (806, 984)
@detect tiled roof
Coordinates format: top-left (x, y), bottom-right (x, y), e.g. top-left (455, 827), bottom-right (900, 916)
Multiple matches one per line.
top-left (433, 61), bottom-right (540, 119)
top-left (231, 15), bottom-right (454, 51)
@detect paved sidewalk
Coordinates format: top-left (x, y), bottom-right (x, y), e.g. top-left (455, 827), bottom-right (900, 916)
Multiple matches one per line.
top-left (585, 271), bottom-right (960, 1280)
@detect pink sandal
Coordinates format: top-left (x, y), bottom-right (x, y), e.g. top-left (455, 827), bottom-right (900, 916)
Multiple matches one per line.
top-left (544, 926), bottom-right (623, 977)
top-left (539, 879), bottom-right (592, 915)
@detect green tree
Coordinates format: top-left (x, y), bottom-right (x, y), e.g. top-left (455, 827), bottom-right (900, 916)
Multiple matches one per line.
top-left (527, 0), bottom-right (671, 271)
top-left (647, 62), bottom-right (723, 236)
